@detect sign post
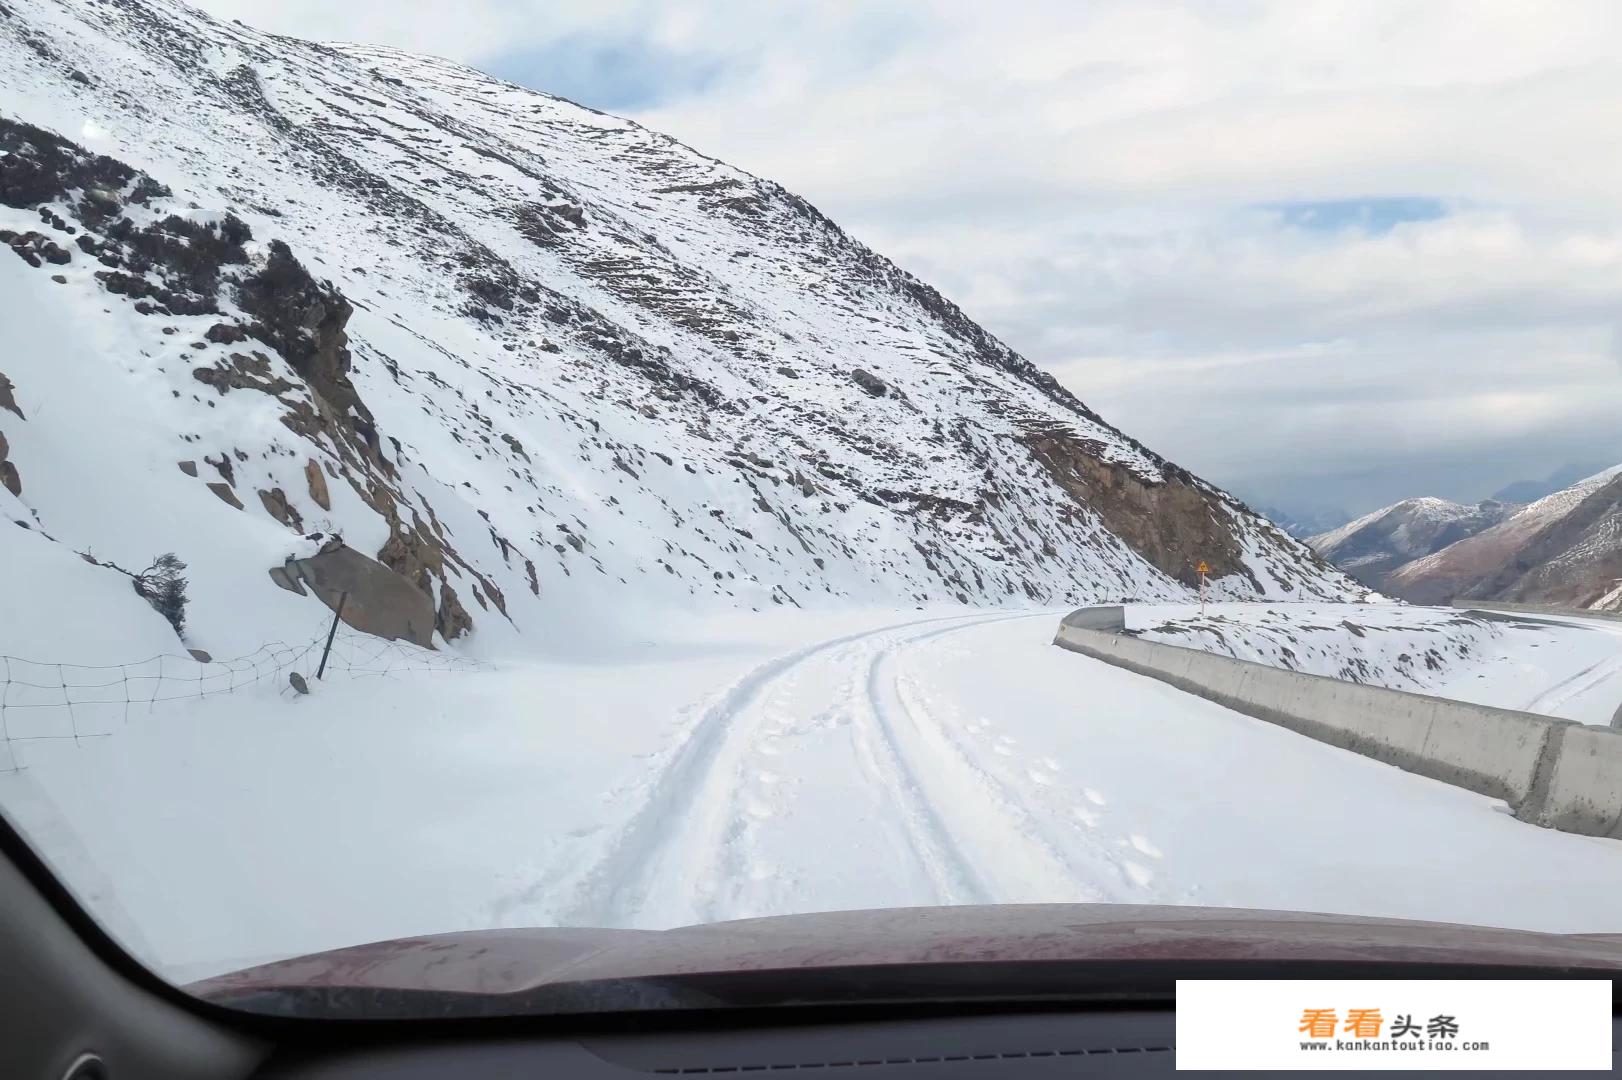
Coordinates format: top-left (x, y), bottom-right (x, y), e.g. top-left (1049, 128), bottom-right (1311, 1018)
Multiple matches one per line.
top-left (1197, 560), bottom-right (1210, 617)
top-left (316, 590), bottom-right (349, 680)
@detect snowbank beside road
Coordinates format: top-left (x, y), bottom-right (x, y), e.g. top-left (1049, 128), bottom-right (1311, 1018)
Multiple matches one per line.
top-left (1132, 602), bottom-right (1622, 725)
top-left (1132, 603), bottom-right (1502, 691)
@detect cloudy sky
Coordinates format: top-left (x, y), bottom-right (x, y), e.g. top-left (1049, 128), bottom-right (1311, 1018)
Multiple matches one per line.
top-left (195, 0), bottom-right (1622, 519)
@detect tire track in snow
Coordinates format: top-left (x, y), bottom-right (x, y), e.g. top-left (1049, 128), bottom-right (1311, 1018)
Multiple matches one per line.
top-left (684, 611), bottom-right (1040, 923)
top-left (869, 628), bottom-right (1123, 903)
top-left (1523, 621), bottom-right (1622, 718)
top-left (842, 615), bottom-right (1047, 907)
top-left (1525, 651), bottom-right (1622, 716)
top-left (553, 611), bottom-right (1027, 927)
top-left (881, 622), bottom-right (1193, 902)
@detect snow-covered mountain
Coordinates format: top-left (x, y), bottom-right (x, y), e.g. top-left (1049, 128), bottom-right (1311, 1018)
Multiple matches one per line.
top-left (1387, 466), bottom-right (1622, 610)
top-left (0, 0), bottom-right (1357, 663)
top-left (1308, 497), bottom-right (1517, 592)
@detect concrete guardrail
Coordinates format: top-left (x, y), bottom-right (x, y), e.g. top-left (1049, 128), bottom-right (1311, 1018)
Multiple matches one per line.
top-left (1453, 599), bottom-right (1622, 625)
top-left (1052, 606), bottom-right (1622, 840)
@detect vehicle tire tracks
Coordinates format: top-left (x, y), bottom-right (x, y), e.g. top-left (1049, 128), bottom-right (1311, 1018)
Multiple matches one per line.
top-left (1525, 651), bottom-right (1622, 715)
top-left (868, 620), bottom-right (1124, 903)
top-left (554, 611), bottom-right (1029, 928)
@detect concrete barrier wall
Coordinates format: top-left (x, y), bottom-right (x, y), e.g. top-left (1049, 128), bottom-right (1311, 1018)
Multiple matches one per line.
top-left (1536, 726), bottom-right (1622, 839)
top-left (1051, 608), bottom-right (1622, 839)
top-left (1457, 599), bottom-right (1622, 625)
top-left (1059, 606), bottom-right (1126, 632)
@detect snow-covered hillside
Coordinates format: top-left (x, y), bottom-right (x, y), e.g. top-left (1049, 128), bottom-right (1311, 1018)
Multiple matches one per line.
top-left (1131, 601), bottom-right (1622, 724)
top-left (0, 0), bottom-right (1356, 669)
top-left (1132, 603), bottom-right (1504, 693)
top-left (1307, 496), bottom-right (1515, 591)
top-left (1389, 465), bottom-right (1622, 609)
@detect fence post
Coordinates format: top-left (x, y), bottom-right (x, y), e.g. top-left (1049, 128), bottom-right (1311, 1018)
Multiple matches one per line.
top-left (316, 591), bottom-right (349, 680)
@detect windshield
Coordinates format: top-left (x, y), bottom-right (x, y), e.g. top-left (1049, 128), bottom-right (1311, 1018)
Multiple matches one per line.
top-left (3, 0), bottom-right (1622, 1017)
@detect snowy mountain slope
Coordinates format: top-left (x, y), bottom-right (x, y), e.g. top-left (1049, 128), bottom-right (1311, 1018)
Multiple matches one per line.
top-left (1388, 465), bottom-right (1622, 610)
top-left (1307, 496), bottom-right (1517, 591)
top-left (0, 0), bottom-right (1357, 664)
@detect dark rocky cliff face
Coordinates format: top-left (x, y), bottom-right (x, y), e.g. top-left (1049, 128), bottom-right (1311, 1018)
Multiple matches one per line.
top-left (1024, 430), bottom-right (1248, 588)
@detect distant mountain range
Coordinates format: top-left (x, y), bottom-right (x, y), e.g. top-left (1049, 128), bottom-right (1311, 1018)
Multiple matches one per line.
top-left (1307, 498), bottom-right (1519, 593)
top-left (1308, 467), bottom-right (1622, 611)
top-left (1489, 462), bottom-right (1612, 506)
top-left (1252, 505), bottom-right (1351, 541)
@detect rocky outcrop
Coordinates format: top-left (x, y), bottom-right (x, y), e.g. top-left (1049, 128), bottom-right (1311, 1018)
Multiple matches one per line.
top-left (274, 542), bottom-right (436, 648)
top-left (0, 113), bottom-right (488, 639)
top-left (0, 115), bottom-right (167, 214)
top-left (234, 240), bottom-right (378, 459)
top-left (0, 428), bottom-right (19, 497)
top-left (0, 367), bottom-right (25, 499)
top-left (257, 487), bottom-right (302, 530)
top-left (435, 580), bottom-right (473, 641)
top-left (1, 228), bottom-right (72, 266)
top-left (305, 458), bottom-right (331, 510)
top-left (850, 369), bottom-right (892, 398)
top-left (206, 481), bottom-right (243, 510)
top-left (1023, 428), bottom-right (1257, 589)
top-left (0, 372), bottom-right (22, 419)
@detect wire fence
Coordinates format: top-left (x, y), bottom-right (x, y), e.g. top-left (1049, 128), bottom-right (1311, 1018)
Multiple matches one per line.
top-left (0, 615), bottom-right (486, 774)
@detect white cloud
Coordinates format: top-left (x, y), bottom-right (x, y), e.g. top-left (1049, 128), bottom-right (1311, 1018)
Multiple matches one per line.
top-left (192, 0), bottom-right (1622, 513)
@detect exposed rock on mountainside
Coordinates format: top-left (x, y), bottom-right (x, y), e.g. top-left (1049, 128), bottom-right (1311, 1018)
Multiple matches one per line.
top-left (0, 0), bottom-right (1358, 656)
top-left (0, 357), bottom-right (22, 499)
top-left (0, 423), bottom-right (20, 498)
top-left (1024, 431), bottom-right (1342, 590)
top-left (1388, 467), bottom-right (1622, 610)
top-left (0, 114), bottom-right (481, 637)
top-left (1308, 497), bottom-right (1517, 592)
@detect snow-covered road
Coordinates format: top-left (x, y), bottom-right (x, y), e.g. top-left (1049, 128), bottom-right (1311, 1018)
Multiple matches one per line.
top-left (1511, 614), bottom-right (1622, 725)
top-left (10, 606), bottom-right (1622, 983)
top-left (553, 611), bottom-right (1041, 930)
top-left (543, 611), bottom-right (1622, 937)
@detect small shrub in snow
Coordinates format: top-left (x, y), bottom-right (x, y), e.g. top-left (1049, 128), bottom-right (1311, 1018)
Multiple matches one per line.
top-left (131, 553), bottom-right (190, 638)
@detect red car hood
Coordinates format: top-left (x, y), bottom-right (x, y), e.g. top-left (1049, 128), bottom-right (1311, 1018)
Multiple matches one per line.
top-left (189, 904), bottom-right (1622, 1010)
